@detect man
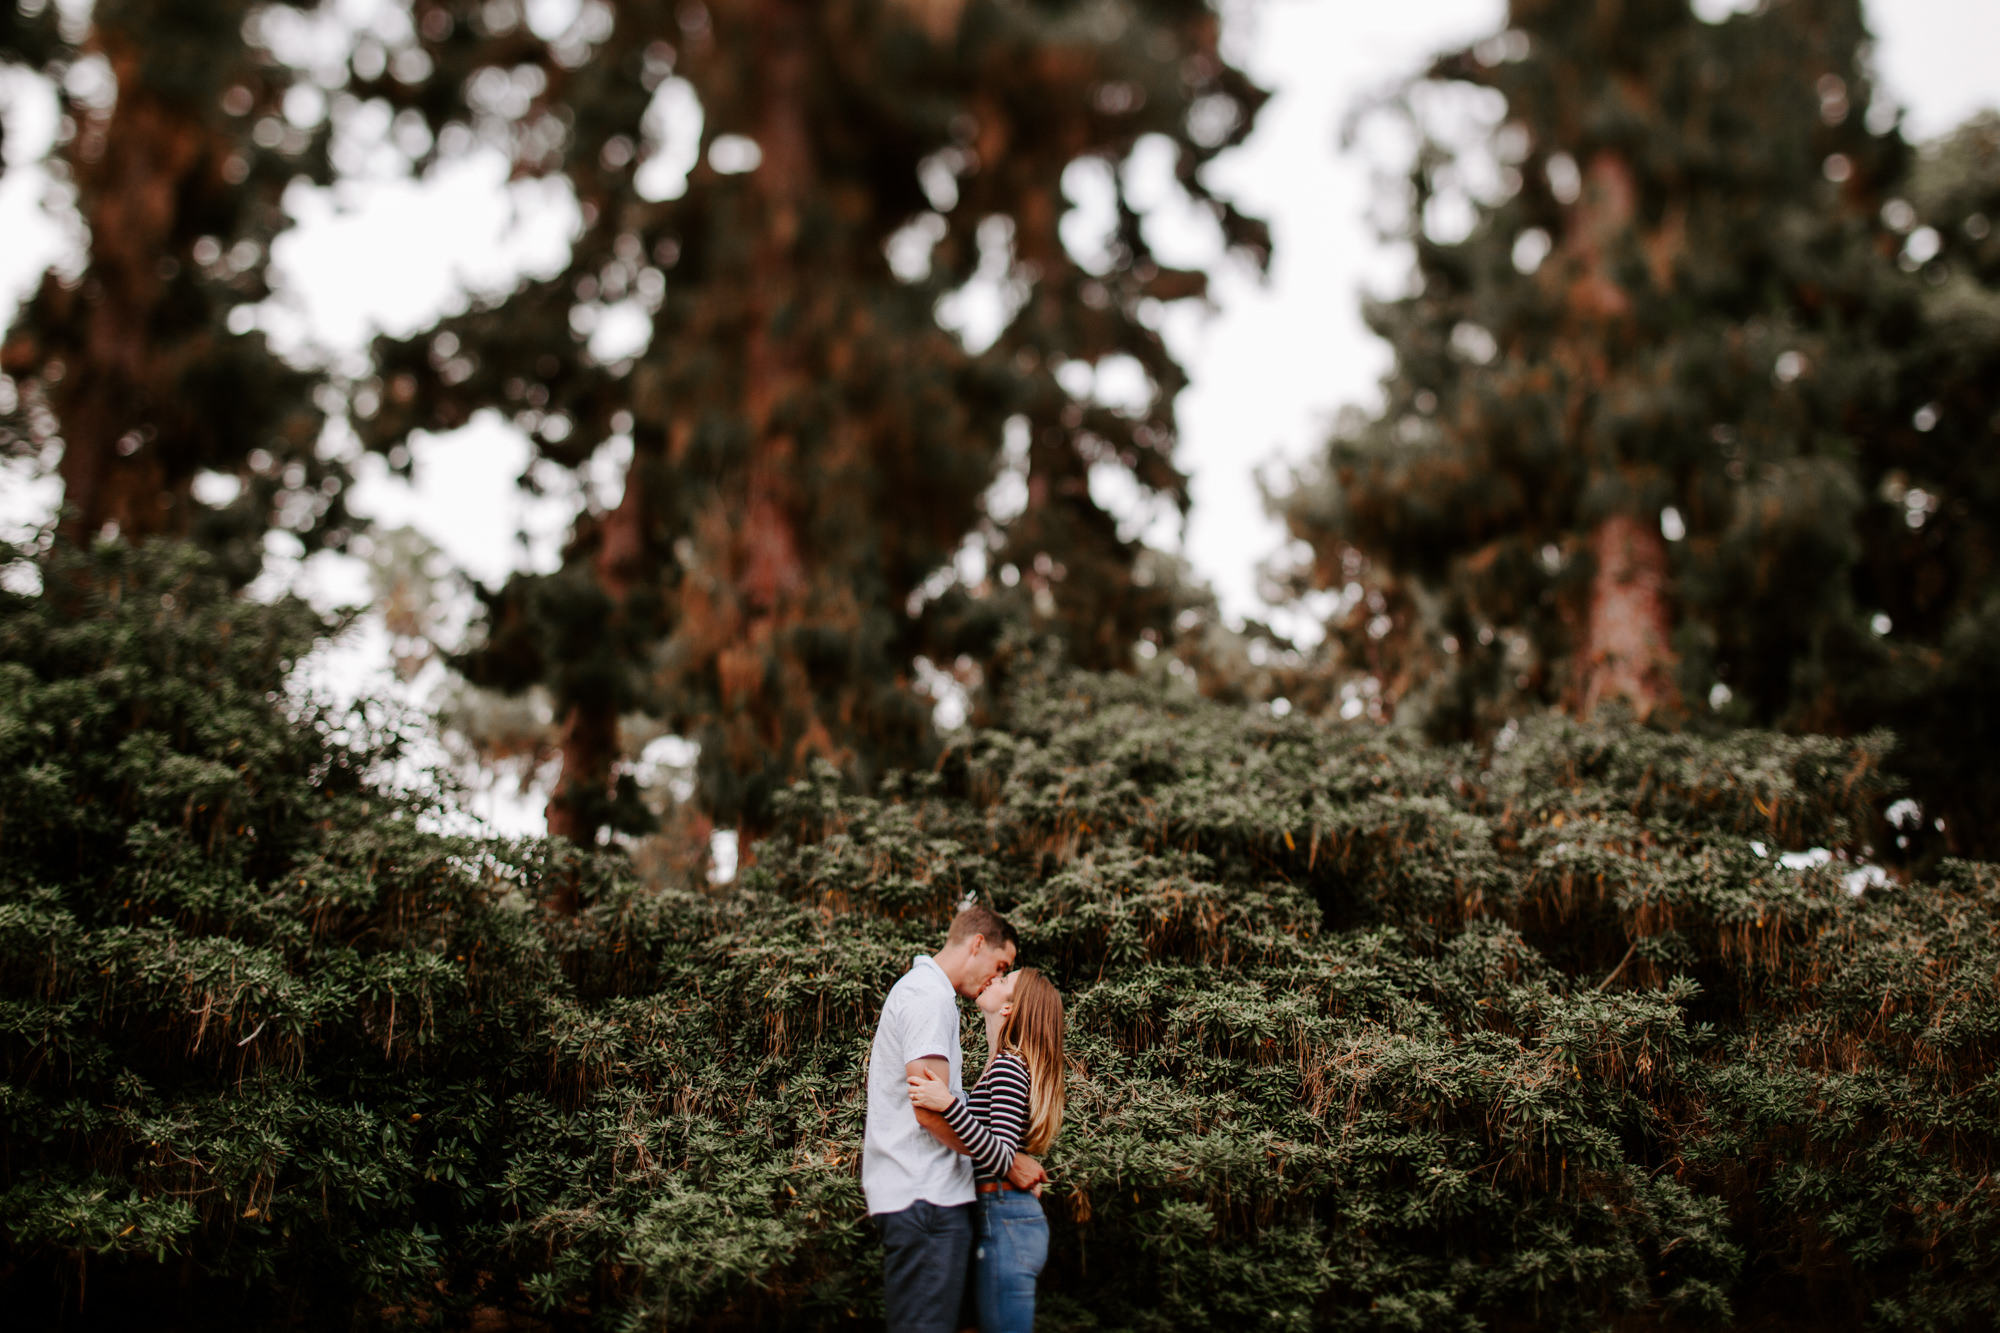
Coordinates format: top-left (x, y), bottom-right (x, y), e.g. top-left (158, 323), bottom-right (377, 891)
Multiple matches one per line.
top-left (864, 905), bottom-right (1048, 1333)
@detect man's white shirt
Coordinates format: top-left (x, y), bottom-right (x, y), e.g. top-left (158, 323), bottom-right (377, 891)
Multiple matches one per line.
top-left (861, 954), bottom-right (973, 1215)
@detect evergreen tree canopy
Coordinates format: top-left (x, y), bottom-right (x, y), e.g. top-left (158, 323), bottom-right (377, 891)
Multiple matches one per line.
top-left (6, 539), bottom-right (2000, 1330)
top-left (1842, 111), bottom-right (2000, 859)
top-left (1270, 0), bottom-right (2000, 854)
top-left (0, 0), bottom-right (348, 580)
top-left (340, 0), bottom-right (1270, 842)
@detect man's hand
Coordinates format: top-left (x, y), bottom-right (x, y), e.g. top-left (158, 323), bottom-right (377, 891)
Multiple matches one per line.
top-left (1006, 1151), bottom-right (1046, 1193)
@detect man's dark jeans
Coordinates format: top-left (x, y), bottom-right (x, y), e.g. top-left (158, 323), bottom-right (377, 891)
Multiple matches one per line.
top-left (874, 1199), bottom-right (973, 1333)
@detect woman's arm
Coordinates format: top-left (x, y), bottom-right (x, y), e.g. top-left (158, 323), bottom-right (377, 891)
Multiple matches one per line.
top-left (906, 1060), bottom-right (974, 1155)
top-left (909, 1064), bottom-right (1014, 1177)
top-left (942, 1053), bottom-right (1031, 1179)
top-left (908, 1064), bottom-right (1000, 1168)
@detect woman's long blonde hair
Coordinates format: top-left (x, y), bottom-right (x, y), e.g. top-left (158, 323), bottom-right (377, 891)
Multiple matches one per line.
top-left (995, 968), bottom-right (1066, 1154)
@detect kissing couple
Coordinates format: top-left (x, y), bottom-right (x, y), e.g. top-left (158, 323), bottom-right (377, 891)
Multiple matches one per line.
top-left (862, 905), bottom-right (1068, 1333)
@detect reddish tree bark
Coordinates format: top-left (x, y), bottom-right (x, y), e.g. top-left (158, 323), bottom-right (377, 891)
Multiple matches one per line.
top-left (543, 691), bottom-right (623, 857)
top-left (543, 449), bottom-right (648, 851)
top-left (48, 31), bottom-right (225, 544)
top-left (1576, 511), bottom-right (1680, 719)
top-left (1565, 153), bottom-right (1682, 719)
top-left (542, 0), bottom-right (821, 854)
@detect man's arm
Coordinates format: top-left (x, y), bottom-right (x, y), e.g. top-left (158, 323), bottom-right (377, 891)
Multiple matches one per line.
top-left (907, 1058), bottom-right (974, 1154)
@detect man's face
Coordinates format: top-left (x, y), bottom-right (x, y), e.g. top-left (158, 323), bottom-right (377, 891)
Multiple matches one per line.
top-left (960, 938), bottom-right (1016, 999)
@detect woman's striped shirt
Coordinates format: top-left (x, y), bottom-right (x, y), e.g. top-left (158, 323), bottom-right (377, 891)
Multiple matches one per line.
top-left (941, 1048), bottom-right (1032, 1183)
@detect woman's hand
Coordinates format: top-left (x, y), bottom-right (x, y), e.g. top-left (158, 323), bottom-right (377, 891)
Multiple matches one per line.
top-left (907, 1065), bottom-right (955, 1112)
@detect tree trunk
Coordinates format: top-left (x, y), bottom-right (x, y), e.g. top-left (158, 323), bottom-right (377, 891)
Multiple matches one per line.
top-left (544, 697), bottom-right (618, 914)
top-left (51, 30), bottom-right (219, 544)
top-left (541, 447), bottom-right (650, 858)
top-left (1577, 511), bottom-right (1680, 719)
top-left (540, 0), bottom-right (820, 854)
top-left (1565, 151), bottom-right (1681, 720)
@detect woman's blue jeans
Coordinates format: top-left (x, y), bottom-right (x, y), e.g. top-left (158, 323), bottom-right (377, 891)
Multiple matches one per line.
top-left (972, 1189), bottom-right (1048, 1333)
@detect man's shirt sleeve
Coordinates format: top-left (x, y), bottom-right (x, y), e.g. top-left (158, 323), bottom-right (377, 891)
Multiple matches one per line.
top-left (907, 992), bottom-right (959, 1066)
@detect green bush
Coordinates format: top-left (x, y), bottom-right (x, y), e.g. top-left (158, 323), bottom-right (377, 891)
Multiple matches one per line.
top-left (3, 542), bottom-right (1997, 1330)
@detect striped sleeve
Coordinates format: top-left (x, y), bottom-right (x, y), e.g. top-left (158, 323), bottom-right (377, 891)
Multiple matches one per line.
top-left (941, 1090), bottom-right (1012, 1178)
top-left (941, 1051), bottom-right (1032, 1181)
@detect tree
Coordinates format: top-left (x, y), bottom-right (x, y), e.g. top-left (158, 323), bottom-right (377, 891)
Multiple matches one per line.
top-left (1272, 0), bottom-right (2000, 853)
top-left (348, 0), bottom-right (1268, 846)
top-left (0, 1), bottom-right (349, 580)
top-left (1828, 112), bottom-right (2000, 859)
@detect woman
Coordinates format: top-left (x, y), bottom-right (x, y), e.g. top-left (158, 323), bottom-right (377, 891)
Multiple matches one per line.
top-left (908, 967), bottom-right (1066, 1333)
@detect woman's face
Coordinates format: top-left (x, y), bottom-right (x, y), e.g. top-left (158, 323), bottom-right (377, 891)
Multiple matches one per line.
top-left (976, 969), bottom-right (1018, 1017)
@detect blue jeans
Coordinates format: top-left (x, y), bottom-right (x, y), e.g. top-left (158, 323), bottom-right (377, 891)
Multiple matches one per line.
top-left (973, 1189), bottom-right (1048, 1333)
top-left (875, 1200), bottom-right (974, 1333)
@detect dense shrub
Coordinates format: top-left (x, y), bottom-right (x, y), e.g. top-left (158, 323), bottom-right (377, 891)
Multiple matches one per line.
top-left (2, 542), bottom-right (1997, 1330)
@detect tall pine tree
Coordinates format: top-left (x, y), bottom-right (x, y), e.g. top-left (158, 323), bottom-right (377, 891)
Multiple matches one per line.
top-left (349, 0), bottom-right (1268, 845)
top-left (1273, 0), bottom-right (2000, 853)
top-left (0, 0), bottom-right (346, 579)
top-left (1831, 112), bottom-right (2000, 858)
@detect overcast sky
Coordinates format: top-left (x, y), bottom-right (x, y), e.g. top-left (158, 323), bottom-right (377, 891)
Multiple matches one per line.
top-left (1, 0), bottom-right (1995, 831)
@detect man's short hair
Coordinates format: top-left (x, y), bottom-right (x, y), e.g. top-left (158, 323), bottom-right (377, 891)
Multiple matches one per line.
top-left (947, 904), bottom-right (1017, 952)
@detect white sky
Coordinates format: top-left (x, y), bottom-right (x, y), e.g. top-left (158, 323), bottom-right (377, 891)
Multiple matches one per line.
top-left (1, 0), bottom-right (1995, 833)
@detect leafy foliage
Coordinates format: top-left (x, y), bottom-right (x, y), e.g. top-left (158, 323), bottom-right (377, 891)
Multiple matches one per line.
top-left (4, 542), bottom-right (1998, 1331)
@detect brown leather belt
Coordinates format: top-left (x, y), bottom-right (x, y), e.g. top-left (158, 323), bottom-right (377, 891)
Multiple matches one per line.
top-left (975, 1181), bottom-right (1022, 1194)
